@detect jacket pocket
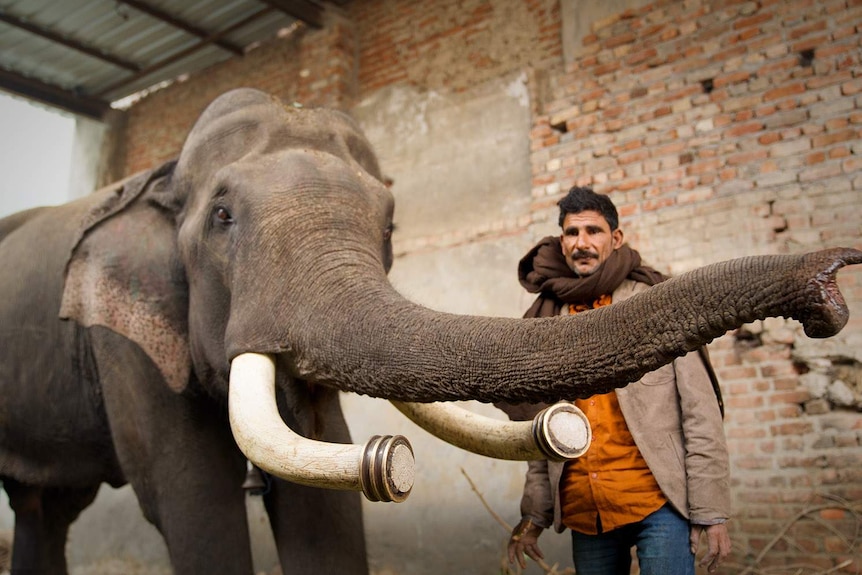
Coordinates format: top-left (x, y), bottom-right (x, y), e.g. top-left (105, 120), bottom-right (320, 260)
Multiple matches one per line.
top-left (668, 430), bottom-right (685, 470)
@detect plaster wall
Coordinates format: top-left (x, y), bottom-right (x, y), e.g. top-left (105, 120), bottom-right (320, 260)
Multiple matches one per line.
top-left (0, 95), bottom-right (75, 218)
top-left (67, 117), bottom-right (109, 202)
top-left (351, 74), bottom-right (532, 250)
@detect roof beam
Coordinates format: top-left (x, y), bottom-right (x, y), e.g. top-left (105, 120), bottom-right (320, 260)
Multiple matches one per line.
top-left (95, 7), bottom-right (275, 99)
top-left (115, 0), bottom-right (244, 57)
top-left (0, 11), bottom-right (140, 72)
top-left (0, 67), bottom-right (109, 119)
top-left (258, 0), bottom-right (323, 28)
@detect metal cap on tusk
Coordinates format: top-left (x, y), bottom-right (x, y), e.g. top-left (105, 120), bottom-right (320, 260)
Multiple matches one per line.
top-left (360, 435), bottom-right (414, 503)
top-left (532, 402), bottom-right (591, 462)
top-left (229, 352), bottom-right (414, 502)
top-left (391, 400), bottom-right (591, 461)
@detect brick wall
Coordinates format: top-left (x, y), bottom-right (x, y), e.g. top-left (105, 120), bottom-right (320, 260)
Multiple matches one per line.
top-left (349, 0), bottom-right (561, 93)
top-left (527, 0), bottom-right (862, 571)
top-left (533, 0), bottom-right (861, 269)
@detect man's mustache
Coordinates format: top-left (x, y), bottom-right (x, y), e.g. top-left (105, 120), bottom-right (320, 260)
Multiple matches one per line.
top-left (571, 250), bottom-right (598, 259)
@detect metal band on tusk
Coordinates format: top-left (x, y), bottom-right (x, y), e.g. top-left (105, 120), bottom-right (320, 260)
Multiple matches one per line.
top-left (229, 352), bottom-right (415, 502)
top-left (359, 435), bottom-right (415, 503)
top-left (532, 402), bottom-right (591, 462)
top-left (391, 400), bottom-right (591, 461)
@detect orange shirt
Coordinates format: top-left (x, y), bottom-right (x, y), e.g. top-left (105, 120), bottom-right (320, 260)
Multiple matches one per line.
top-left (558, 298), bottom-right (667, 535)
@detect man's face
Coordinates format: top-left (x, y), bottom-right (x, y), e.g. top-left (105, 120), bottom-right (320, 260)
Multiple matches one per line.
top-left (560, 210), bottom-right (624, 277)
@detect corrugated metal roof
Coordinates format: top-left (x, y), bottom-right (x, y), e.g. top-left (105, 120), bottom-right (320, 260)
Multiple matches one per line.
top-left (0, 0), bottom-right (328, 118)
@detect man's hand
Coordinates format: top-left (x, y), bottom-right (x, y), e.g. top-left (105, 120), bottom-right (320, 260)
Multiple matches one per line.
top-left (690, 523), bottom-right (731, 573)
top-left (507, 518), bottom-right (545, 569)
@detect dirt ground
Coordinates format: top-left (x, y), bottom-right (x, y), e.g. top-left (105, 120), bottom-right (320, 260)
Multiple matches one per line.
top-left (0, 532), bottom-right (283, 575)
top-left (0, 530), bottom-right (10, 574)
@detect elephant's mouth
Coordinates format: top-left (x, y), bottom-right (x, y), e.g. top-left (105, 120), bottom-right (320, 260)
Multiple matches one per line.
top-left (228, 352), bottom-right (591, 502)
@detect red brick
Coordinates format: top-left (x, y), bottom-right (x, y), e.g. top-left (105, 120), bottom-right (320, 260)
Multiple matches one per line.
top-left (726, 395), bottom-right (765, 409)
top-left (770, 389), bottom-right (811, 404)
top-left (812, 129), bottom-right (858, 148)
top-left (727, 427), bottom-right (767, 439)
top-left (617, 149), bottom-right (650, 165)
top-left (725, 150), bottom-right (768, 167)
top-left (734, 12), bottom-right (772, 30)
top-left (604, 31), bottom-right (637, 49)
top-left (686, 158), bottom-right (723, 175)
top-left (642, 196), bottom-right (675, 210)
top-left (726, 121), bottom-right (765, 138)
top-left (626, 47), bottom-right (658, 66)
top-left (789, 19), bottom-right (828, 39)
top-left (758, 132), bottom-right (781, 145)
top-left (819, 508), bottom-right (847, 521)
top-left (829, 146), bottom-right (851, 159)
top-left (764, 82), bottom-right (807, 101)
top-left (791, 33), bottom-right (832, 53)
top-left (594, 61), bottom-right (622, 76)
top-left (771, 422), bottom-right (814, 436)
top-left (714, 70), bottom-right (752, 88)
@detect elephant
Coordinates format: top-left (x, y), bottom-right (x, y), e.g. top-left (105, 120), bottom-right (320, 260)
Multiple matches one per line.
top-left (0, 87), bottom-right (859, 575)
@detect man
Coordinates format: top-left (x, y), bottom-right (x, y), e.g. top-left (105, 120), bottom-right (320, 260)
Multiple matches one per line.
top-left (502, 186), bottom-right (731, 575)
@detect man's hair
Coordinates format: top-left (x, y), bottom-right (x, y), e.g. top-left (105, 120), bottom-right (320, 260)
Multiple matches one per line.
top-left (557, 186), bottom-right (619, 230)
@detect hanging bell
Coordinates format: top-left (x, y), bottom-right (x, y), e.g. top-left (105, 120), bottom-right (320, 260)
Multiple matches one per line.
top-left (242, 461), bottom-right (267, 495)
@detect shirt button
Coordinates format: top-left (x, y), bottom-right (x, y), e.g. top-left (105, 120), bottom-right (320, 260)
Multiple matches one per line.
top-left (590, 400), bottom-right (595, 406)
top-left (591, 472), bottom-right (597, 478)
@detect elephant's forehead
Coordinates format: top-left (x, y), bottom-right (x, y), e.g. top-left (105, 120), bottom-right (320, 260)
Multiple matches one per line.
top-left (223, 149), bottom-right (355, 189)
top-left (189, 107), bottom-right (352, 156)
top-left (190, 87), bottom-right (360, 142)
top-left (181, 105), bottom-right (380, 183)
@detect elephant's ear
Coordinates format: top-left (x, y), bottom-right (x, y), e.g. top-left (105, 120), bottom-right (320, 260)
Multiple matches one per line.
top-left (60, 161), bottom-right (191, 393)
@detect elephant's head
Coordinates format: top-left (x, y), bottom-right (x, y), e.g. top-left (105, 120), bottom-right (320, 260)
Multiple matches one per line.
top-left (61, 88), bottom-right (862, 503)
top-left (168, 91), bottom-right (394, 386)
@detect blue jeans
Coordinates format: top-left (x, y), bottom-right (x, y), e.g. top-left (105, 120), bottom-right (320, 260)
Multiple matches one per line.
top-left (570, 504), bottom-right (694, 575)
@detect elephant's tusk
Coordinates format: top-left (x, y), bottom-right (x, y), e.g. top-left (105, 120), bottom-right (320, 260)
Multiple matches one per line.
top-left (390, 401), bottom-right (591, 462)
top-left (229, 352), bottom-right (414, 502)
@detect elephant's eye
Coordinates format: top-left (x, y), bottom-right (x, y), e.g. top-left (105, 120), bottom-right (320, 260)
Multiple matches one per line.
top-left (383, 223), bottom-right (395, 241)
top-left (213, 206), bottom-right (234, 225)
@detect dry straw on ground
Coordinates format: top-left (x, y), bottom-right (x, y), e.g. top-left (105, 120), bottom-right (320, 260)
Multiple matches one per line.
top-left (461, 469), bottom-right (861, 575)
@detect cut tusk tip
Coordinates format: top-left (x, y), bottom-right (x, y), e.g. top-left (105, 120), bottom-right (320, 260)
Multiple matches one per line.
top-left (533, 403), bottom-right (591, 461)
top-left (360, 434), bottom-right (415, 503)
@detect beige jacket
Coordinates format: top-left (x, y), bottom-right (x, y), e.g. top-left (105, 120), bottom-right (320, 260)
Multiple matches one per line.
top-left (518, 279), bottom-right (731, 533)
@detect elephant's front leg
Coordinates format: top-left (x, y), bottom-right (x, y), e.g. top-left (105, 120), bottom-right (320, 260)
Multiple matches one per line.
top-left (264, 385), bottom-right (369, 575)
top-left (91, 327), bottom-right (255, 574)
top-left (264, 479), bottom-right (368, 574)
top-left (3, 480), bottom-right (98, 575)
top-left (5, 479), bottom-right (46, 573)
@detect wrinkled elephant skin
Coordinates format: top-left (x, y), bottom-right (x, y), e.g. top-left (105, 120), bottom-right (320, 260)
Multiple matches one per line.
top-left (0, 88), bottom-right (859, 575)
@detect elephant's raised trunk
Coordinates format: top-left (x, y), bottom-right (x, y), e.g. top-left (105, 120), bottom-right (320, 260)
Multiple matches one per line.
top-left (229, 247), bottom-right (861, 405)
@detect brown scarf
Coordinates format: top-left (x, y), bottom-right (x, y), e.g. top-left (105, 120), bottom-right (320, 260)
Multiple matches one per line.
top-left (518, 237), bottom-right (667, 318)
top-left (511, 235), bottom-right (724, 418)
